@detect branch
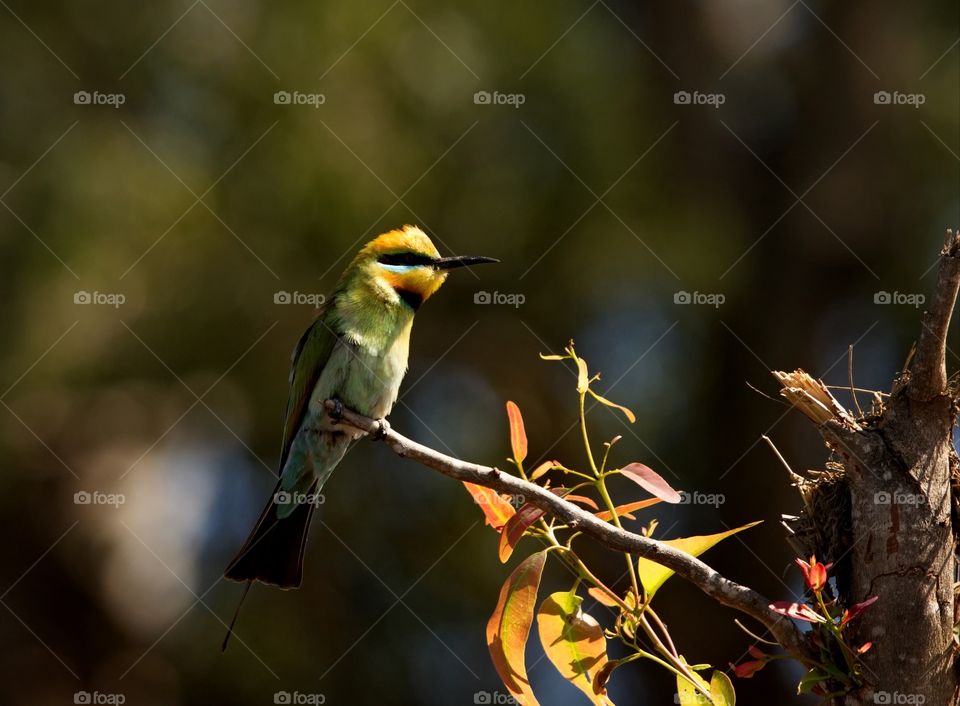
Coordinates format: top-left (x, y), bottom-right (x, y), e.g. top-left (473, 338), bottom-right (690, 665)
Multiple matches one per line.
top-left (910, 229), bottom-right (960, 401)
top-left (326, 400), bottom-right (811, 661)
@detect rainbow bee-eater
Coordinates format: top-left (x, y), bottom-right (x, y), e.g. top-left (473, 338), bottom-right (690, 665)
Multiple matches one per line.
top-left (223, 225), bottom-right (497, 631)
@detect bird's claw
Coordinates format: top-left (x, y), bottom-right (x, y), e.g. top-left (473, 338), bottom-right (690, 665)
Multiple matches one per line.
top-left (329, 398), bottom-right (344, 422)
top-left (373, 418), bottom-right (391, 440)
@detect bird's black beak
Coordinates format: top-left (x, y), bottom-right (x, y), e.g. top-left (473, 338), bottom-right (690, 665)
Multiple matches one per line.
top-left (433, 255), bottom-right (500, 270)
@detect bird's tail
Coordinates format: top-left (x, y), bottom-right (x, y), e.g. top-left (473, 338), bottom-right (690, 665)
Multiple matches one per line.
top-left (224, 478), bottom-right (319, 589)
top-left (221, 479), bottom-right (319, 651)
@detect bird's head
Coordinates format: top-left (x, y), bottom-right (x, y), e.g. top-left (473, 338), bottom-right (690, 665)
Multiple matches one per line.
top-left (353, 225), bottom-right (498, 310)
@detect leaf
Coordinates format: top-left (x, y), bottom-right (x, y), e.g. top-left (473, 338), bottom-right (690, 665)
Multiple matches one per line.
top-left (530, 460), bottom-right (558, 481)
top-left (537, 591), bottom-right (614, 705)
top-left (594, 498), bottom-right (663, 522)
top-left (797, 668), bottom-right (830, 694)
top-left (710, 671), bottom-right (736, 706)
top-left (576, 357), bottom-right (589, 393)
top-left (539, 353), bottom-right (566, 361)
top-left (619, 463), bottom-right (682, 504)
top-left (768, 601), bottom-right (826, 623)
top-left (588, 389), bottom-right (636, 423)
top-left (506, 401), bottom-right (528, 464)
top-left (499, 503), bottom-right (546, 563)
top-left (563, 494), bottom-right (599, 510)
top-left (587, 587), bottom-right (619, 608)
top-left (487, 551), bottom-right (547, 705)
top-left (636, 521), bottom-right (763, 600)
top-left (463, 481), bottom-right (516, 531)
top-left (676, 661), bottom-right (711, 706)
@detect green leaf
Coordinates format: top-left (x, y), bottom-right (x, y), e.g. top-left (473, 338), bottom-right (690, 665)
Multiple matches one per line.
top-left (710, 671), bottom-right (736, 706)
top-left (506, 400), bottom-right (528, 464)
top-left (676, 663), bottom-right (711, 706)
top-left (637, 522), bottom-right (763, 600)
top-left (797, 668), bottom-right (829, 695)
top-left (486, 551), bottom-right (547, 705)
top-left (536, 591), bottom-right (614, 705)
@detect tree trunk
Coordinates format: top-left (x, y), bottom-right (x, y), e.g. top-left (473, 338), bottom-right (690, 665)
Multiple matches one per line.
top-left (778, 231), bottom-right (960, 705)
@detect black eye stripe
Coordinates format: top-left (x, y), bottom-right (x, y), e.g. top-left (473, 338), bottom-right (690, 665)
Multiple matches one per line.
top-left (377, 252), bottom-right (435, 267)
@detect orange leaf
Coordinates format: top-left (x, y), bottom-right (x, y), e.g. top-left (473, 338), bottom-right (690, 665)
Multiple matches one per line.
top-left (587, 587), bottom-right (619, 608)
top-left (463, 481), bottom-right (516, 530)
top-left (506, 401), bottom-right (528, 464)
top-left (619, 463), bottom-right (682, 504)
top-left (499, 503), bottom-right (545, 563)
top-left (588, 389), bottom-right (636, 423)
top-left (594, 498), bottom-right (663, 521)
top-left (563, 494), bottom-right (600, 510)
top-left (530, 460), bottom-right (558, 481)
top-left (487, 551), bottom-right (547, 705)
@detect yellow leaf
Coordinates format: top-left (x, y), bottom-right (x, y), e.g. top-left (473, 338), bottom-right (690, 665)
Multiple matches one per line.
top-left (676, 665), bottom-right (711, 706)
top-left (588, 389), bottom-right (636, 423)
top-left (576, 357), bottom-right (589, 393)
top-left (537, 592), bottom-right (615, 705)
top-left (506, 401), bottom-right (528, 464)
top-left (530, 460), bottom-right (558, 481)
top-left (487, 551), bottom-right (546, 705)
top-left (711, 671), bottom-right (736, 706)
top-left (637, 522), bottom-right (763, 600)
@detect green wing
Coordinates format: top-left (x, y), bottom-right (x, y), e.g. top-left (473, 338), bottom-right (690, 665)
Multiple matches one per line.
top-left (279, 306), bottom-right (339, 472)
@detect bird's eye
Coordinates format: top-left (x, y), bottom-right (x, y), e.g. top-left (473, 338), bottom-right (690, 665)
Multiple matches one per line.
top-left (377, 252), bottom-right (433, 267)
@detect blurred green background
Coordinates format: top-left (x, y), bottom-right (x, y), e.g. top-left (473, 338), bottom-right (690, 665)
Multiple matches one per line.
top-left (0, 0), bottom-right (957, 703)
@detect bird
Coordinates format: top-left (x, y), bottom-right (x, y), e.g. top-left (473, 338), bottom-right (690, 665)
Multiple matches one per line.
top-left (221, 225), bottom-right (497, 647)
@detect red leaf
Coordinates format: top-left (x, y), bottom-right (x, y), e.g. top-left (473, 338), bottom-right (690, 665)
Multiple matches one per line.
top-left (732, 659), bottom-right (766, 678)
top-left (619, 463), bottom-right (682, 504)
top-left (487, 551), bottom-right (547, 705)
top-left (499, 503), bottom-right (546, 563)
top-left (463, 481), bottom-right (516, 531)
top-left (840, 595), bottom-right (879, 628)
top-left (506, 401), bottom-right (528, 464)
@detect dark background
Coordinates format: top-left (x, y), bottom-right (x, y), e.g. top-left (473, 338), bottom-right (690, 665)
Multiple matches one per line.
top-left (0, 1), bottom-right (957, 704)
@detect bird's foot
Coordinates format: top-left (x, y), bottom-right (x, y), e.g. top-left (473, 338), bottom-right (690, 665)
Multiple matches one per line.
top-left (328, 398), bottom-right (344, 423)
top-left (373, 418), bottom-right (391, 440)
